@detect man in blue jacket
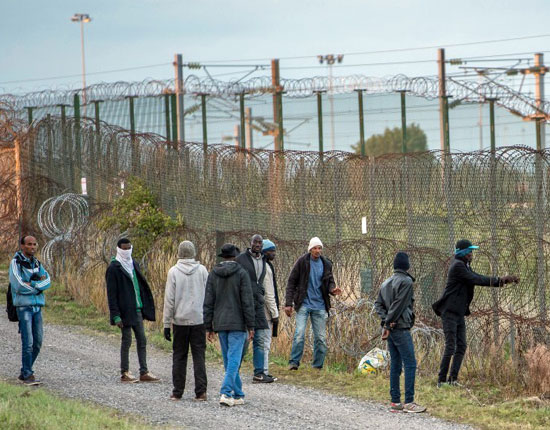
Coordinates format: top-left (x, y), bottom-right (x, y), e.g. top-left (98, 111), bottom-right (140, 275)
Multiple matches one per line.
top-left (9, 235), bottom-right (51, 385)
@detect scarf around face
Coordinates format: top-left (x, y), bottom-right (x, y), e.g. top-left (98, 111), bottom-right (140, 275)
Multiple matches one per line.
top-left (116, 246), bottom-right (134, 276)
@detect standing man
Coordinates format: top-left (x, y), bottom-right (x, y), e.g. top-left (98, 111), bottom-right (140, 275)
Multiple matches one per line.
top-left (261, 239), bottom-right (280, 380)
top-left (375, 252), bottom-right (426, 413)
top-left (9, 235), bottom-right (51, 385)
top-left (106, 238), bottom-right (160, 383)
top-left (236, 234), bottom-right (273, 383)
top-left (432, 239), bottom-right (519, 386)
top-left (203, 244), bottom-right (255, 407)
top-left (285, 237), bottom-right (341, 370)
top-left (163, 240), bottom-right (208, 401)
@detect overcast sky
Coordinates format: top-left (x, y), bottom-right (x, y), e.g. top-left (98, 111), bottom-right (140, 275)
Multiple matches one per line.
top-left (2, 0), bottom-right (549, 93)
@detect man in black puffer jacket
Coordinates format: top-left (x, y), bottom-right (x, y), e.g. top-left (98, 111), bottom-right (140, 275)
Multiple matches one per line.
top-left (203, 243), bottom-right (255, 407)
top-left (375, 252), bottom-right (426, 413)
top-left (432, 239), bottom-right (519, 386)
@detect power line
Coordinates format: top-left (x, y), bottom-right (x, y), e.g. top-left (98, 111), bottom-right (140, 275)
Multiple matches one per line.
top-left (0, 62), bottom-right (171, 85)
top-left (198, 34), bottom-right (550, 63)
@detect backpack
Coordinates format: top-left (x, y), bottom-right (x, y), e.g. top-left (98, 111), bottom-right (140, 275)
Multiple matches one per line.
top-left (6, 283), bottom-right (18, 322)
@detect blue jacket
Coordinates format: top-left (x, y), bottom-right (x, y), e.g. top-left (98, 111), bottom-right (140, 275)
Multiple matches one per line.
top-left (9, 251), bottom-right (51, 307)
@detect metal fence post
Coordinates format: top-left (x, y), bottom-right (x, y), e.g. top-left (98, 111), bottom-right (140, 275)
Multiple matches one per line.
top-left (164, 93), bottom-right (172, 144)
top-left (74, 94), bottom-right (82, 192)
top-left (356, 89), bottom-right (366, 156)
top-left (200, 93), bottom-right (208, 149)
top-left (535, 116), bottom-right (547, 324)
top-left (171, 94), bottom-right (178, 146)
top-left (315, 91), bottom-right (325, 155)
top-left (26, 107), bottom-right (34, 126)
top-left (488, 98), bottom-right (500, 343)
top-left (400, 91), bottom-right (407, 154)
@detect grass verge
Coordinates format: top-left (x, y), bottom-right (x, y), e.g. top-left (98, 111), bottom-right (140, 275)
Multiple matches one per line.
top-left (0, 380), bottom-right (155, 430)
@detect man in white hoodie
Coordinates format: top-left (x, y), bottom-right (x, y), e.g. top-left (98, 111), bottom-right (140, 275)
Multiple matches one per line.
top-left (163, 241), bottom-right (209, 401)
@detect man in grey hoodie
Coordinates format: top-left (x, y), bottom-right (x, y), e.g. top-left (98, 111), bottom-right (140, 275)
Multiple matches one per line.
top-left (163, 241), bottom-right (209, 401)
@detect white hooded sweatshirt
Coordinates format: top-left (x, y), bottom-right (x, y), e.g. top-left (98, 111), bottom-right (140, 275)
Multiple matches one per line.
top-left (163, 259), bottom-right (208, 327)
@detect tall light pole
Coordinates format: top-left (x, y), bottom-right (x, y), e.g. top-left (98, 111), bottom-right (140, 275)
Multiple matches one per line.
top-left (318, 54), bottom-right (343, 151)
top-left (71, 13), bottom-right (92, 115)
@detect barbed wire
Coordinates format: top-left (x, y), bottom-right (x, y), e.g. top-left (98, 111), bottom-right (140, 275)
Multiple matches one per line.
top-left (1, 74), bottom-right (548, 122)
top-left (37, 193), bottom-right (89, 269)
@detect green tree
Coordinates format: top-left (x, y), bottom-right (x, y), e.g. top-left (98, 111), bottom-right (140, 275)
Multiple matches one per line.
top-left (351, 123), bottom-right (428, 156)
top-left (98, 177), bottom-right (183, 259)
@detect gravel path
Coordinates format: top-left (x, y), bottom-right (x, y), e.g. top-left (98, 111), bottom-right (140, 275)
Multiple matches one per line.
top-left (0, 312), bottom-right (473, 430)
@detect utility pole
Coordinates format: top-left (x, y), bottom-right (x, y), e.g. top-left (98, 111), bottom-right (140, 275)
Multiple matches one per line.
top-left (535, 53), bottom-right (546, 149)
top-left (174, 53), bottom-right (185, 143)
top-left (438, 48), bottom-right (448, 152)
top-left (271, 59), bottom-right (283, 151)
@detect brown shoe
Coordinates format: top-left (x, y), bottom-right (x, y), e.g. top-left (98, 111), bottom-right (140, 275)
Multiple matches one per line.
top-left (139, 372), bottom-right (160, 382)
top-left (120, 372), bottom-right (139, 383)
top-left (170, 394), bottom-right (182, 401)
top-left (194, 393), bottom-right (207, 402)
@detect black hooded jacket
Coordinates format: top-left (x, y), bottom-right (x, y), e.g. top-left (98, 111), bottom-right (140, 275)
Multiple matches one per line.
top-left (203, 261), bottom-right (255, 332)
top-left (432, 255), bottom-right (500, 317)
top-left (105, 259), bottom-right (156, 326)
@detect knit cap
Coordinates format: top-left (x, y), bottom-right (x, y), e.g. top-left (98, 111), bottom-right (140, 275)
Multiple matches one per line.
top-left (393, 252), bottom-right (410, 271)
top-left (178, 241), bottom-right (196, 259)
top-left (262, 239), bottom-right (276, 252)
top-left (308, 237), bottom-right (323, 252)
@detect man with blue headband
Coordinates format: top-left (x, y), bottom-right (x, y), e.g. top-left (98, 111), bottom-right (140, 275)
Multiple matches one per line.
top-left (432, 239), bottom-right (519, 387)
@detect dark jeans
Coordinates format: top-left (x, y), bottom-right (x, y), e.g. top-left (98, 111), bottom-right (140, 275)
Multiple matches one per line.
top-left (438, 311), bottom-right (467, 383)
top-left (172, 324), bottom-right (207, 398)
top-left (17, 306), bottom-right (43, 379)
top-left (120, 311), bottom-right (148, 375)
top-left (387, 328), bottom-right (417, 404)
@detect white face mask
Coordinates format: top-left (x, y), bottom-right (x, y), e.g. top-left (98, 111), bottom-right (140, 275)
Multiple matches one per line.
top-left (116, 246), bottom-right (134, 275)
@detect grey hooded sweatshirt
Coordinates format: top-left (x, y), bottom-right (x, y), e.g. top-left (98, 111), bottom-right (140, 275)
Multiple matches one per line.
top-left (163, 259), bottom-right (209, 327)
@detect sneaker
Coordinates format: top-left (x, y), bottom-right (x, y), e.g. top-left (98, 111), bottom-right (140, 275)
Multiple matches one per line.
top-left (139, 372), bottom-right (160, 382)
top-left (448, 380), bottom-right (462, 387)
top-left (170, 394), bottom-right (182, 401)
top-left (266, 374), bottom-right (278, 382)
top-left (194, 393), bottom-right (207, 402)
top-left (288, 364), bottom-right (299, 371)
top-left (252, 373), bottom-right (274, 383)
top-left (219, 394), bottom-right (234, 407)
top-left (233, 397), bottom-right (245, 405)
top-left (390, 402), bottom-right (403, 411)
top-left (437, 381), bottom-right (448, 388)
top-left (22, 375), bottom-right (42, 386)
top-left (403, 402), bottom-right (427, 413)
top-left (120, 372), bottom-right (139, 383)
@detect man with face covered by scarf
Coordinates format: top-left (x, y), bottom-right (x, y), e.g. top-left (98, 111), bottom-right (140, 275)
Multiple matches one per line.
top-left (432, 239), bottom-right (519, 387)
top-left (106, 238), bottom-right (159, 383)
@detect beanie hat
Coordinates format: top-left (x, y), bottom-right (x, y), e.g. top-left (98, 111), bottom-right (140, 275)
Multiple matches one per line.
top-left (393, 252), bottom-right (410, 271)
top-left (262, 239), bottom-right (276, 252)
top-left (308, 237), bottom-right (323, 252)
top-left (178, 240), bottom-right (196, 259)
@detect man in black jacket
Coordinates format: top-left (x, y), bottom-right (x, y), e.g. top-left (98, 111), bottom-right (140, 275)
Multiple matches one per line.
top-left (203, 244), bottom-right (255, 407)
top-left (432, 239), bottom-right (519, 386)
top-left (236, 234), bottom-right (273, 383)
top-left (106, 238), bottom-right (159, 383)
top-left (285, 237), bottom-right (341, 370)
top-left (375, 252), bottom-right (426, 413)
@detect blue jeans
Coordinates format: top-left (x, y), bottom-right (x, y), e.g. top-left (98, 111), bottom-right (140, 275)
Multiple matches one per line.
top-left (248, 328), bottom-right (268, 376)
top-left (387, 329), bottom-right (417, 404)
top-left (17, 306), bottom-right (44, 379)
top-left (289, 306), bottom-right (328, 368)
top-left (218, 331), bottom-right (247, 399)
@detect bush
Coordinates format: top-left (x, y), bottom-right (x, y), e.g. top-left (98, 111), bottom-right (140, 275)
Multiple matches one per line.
top-left (97, 177), bottom-right (182, 259)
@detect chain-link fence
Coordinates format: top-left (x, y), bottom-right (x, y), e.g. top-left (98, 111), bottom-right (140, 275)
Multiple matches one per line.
top-left (1, 109), bottom-right (545, 368)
